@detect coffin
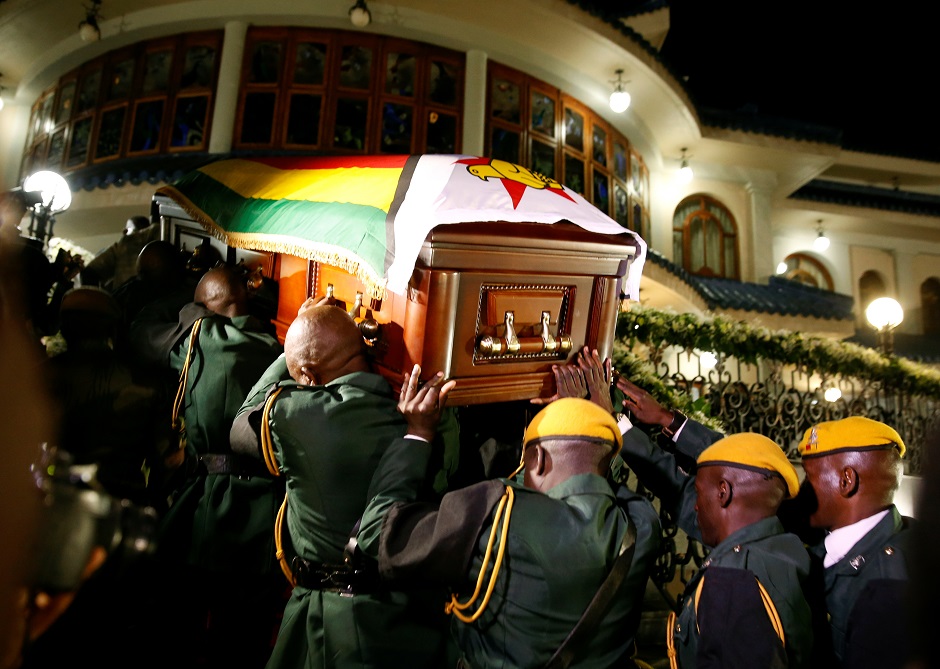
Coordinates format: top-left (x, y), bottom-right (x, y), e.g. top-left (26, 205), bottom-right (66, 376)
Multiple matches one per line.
top-left (153, 155), bottom-right (645, 405)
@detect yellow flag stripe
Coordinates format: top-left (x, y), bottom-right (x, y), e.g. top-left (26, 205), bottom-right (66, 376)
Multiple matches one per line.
top-left (197, 159), bottom-right (402, 212)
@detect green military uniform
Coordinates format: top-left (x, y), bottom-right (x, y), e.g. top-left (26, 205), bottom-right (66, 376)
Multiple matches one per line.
top-left (232, 370), bottom-right (451, 669)
top-left (161, 308), bottom-right (284, 575)
top-left (357, 434), bottom-right (662, 668)
top-left (620, 428), bottom-right (813, 669)
top-left (815, 506), bottom-right (912, 668)
top-left (146, 305), bottom-right (285, 669)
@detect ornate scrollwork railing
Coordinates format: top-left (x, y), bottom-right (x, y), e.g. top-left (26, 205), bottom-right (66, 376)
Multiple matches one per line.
top-left (612, 310), bottom-right (940, 610)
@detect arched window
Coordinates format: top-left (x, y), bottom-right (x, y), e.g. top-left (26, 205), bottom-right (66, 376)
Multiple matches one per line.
top-left (779, 252), bottom-right (833, 291)
top-left (921, 277), bottom-right (940, 335)
top-left (672, 194), bottom-right (738, 279)
top-left (858, 270), bottom-right (887, 315)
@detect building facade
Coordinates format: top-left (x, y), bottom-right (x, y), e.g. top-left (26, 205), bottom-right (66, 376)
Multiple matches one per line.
top-left (2, 0), bottom-right (939, 347)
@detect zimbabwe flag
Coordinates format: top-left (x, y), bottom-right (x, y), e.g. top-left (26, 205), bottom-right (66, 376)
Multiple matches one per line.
top-left (157, 154), bottom-right (646, 301)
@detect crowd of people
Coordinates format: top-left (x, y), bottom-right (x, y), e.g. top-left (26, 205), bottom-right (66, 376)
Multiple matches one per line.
top-left (0, 186), bottom-right (934, 669)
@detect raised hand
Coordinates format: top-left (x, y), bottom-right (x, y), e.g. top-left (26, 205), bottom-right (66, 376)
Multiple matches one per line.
top-left (575, 347), bottom-right (614, 413)
top-left (530, 363), bottom-right (587, 405)
top-left (398, 364), bottom-right (456, 442)
top-left (614, 374), bottom-right (674, 428)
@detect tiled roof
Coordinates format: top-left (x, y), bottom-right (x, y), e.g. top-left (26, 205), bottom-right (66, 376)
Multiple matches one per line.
top-left (697, 107), bottom-right (843, 146)
top-left (791, 179), bottom-right (940, 218)
top-left (65, 154), bottom-right (216, 192)
top-left (646, 249), bottom-right (855, 320)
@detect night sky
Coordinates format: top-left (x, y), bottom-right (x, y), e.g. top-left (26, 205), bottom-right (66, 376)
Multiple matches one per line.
top-left (655, 1), bottom-right (938, 161)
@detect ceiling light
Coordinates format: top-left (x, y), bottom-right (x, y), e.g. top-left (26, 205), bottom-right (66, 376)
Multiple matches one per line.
top-left (349, 0), bottom-right (371, 27)
top-left (608, 69), bottom-right (631, 113)
top-left (677, 147), bottom-right (693, 184)
top-left (78, 0), bottom-right (103, 42)
top-left (812, 219), bottom-right (830, 252)
top-left (776, 261), bottom-right (788, 275)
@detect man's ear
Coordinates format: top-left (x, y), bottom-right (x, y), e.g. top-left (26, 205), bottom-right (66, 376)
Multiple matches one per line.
top-left (535, 444), bottom-right (547, 477)
top-left (296, 364), bottom-right (319, 387)
top-left (839, 466), bottom-right (859, 498)
top-left (718, 479), bottom-right (733, 508)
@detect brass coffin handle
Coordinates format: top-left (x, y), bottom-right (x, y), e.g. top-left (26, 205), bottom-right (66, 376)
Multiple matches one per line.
top-left (475, 310), bottom-right (572, 357)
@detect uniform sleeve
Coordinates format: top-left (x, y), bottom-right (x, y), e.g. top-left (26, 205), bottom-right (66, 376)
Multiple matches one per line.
top-left (696, 567), bottom-right (788, 669)
top-left (357, 433), bottom-right (504, 587)
top-left (229, 375), bottom-right (288, 460)
top-left (673, 419), bottom-right (725, 461)
top-left (619, 427), bottom-right (700, 539)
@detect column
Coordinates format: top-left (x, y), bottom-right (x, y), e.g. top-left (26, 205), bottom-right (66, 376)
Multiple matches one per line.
top-left (208, 21), bottom-right (248, 154)
top-left (462, 50), bottom-right (487, 156)
top-left (745, 177), bottom-right (775, 283)
top-left (894, 249), bottom-right (919, 334)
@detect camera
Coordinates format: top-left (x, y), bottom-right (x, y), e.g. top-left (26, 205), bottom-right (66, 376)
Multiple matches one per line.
top-left (30, 445), bottom-right (159, 593)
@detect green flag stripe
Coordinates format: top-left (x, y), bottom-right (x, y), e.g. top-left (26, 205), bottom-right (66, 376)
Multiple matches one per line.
top-left (166, 169), bottom-right (390, 283)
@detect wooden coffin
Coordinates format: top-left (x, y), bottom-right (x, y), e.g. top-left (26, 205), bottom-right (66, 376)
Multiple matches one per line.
top-left (155, 194), bottom-right (637, 406)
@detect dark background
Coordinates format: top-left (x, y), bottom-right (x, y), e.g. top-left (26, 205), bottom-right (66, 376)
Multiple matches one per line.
top-left (620, 1), bottom-right (937, 162)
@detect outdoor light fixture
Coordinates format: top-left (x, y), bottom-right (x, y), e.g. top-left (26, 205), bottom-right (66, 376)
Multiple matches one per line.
top-left (699, 351), bottom-right (718, 370)
top-left (865, 296), bottom-right (904, 356)
top-left (78, 0), bottom-right (103, 42)
top-left (22, 170), bottom-right (71, 246)
top-left (677, 147), bottom-right (693, 184)
top-left (824, 386), bottom-right (842, 403)
top-left (608, 69), bottom-right (631, 113)
top-left (776, 261), bottom-right (788, 275)
top-left (813, 219), bottom-right (830, 252)
top-left (348, 0), bottom-right (371, 27)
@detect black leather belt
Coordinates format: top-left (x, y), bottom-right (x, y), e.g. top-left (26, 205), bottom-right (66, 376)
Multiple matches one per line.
top-left (290, 556), bottom-right (379, 595)
top-left (199, 453), bottom-right (269, 478)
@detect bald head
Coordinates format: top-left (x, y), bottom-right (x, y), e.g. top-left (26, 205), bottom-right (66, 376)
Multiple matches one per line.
top-left (136, 241), bottom-right (182, 283)
top-left (195, 265), bottom-right (248, 318)
top-left (284, 305), bottom-right (368, 386)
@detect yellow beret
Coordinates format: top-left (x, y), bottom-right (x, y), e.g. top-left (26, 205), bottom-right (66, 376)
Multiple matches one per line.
top-left (799, 416), bottom-right (905, 459)
top-left (697, 433), bottom-right (799, 498)
top-left (523, 398), bottom-right (622, 454)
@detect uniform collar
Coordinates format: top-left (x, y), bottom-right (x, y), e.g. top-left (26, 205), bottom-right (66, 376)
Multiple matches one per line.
top-left (823, 508), bottom-right (890, 568)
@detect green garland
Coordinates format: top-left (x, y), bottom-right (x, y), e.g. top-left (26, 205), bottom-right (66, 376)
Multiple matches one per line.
top-left (612, 305), bottom-right (940, 429)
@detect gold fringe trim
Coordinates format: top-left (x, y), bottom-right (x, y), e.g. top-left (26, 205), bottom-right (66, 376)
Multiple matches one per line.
top-left (157, 185), bottom-right (388, 301)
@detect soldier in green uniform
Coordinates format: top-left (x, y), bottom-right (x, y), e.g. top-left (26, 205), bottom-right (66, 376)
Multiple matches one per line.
top-left (229, 304), bottom-right (451, 669)
top-left (798, 416), bottom-right (913, 669)
top-left (356, 370), bottom-right (662, 669)
top-left (140, 264), bottom-right (285, 669)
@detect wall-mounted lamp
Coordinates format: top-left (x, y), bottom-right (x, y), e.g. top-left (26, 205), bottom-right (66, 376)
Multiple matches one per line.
top-left (677, 147), bottom-right (693, 184)
top-left (812, 219), bottom-right (830, 252)
top-left (78, 0), bottom-right (103, 42)
top-left (22, 170), bottom-right (72, 247)
top-left (865, 297), bottom-right (904, 356)
top-left (348, 0), bottom-right (371, 27)
top-left (608, 69), bottom-right (631, 113)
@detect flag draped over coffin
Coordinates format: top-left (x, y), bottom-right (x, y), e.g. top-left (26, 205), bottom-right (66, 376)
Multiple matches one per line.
top-left (156, 154), bottom-right (647, 300)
